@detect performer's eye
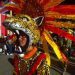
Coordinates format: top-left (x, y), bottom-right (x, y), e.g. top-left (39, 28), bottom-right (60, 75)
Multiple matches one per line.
top-left (22, 17), bottom-right (29, 22)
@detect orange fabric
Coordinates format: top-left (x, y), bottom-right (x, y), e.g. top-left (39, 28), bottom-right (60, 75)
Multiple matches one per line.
top-left (23, 47), bottom-right (37, 59)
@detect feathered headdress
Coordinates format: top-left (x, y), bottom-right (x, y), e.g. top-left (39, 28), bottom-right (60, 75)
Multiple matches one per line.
top-left (1, 0), bottom-right (75, 66)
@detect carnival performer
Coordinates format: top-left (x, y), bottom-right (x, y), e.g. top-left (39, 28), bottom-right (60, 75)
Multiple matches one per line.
top-left (3, 15), bottom-right (50, 75)
top-left (2, 0), bottom-right (75, 74)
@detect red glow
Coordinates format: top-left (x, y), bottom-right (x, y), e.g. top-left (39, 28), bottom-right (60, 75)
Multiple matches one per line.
top-left (50, 5), bottom-right (75, 15)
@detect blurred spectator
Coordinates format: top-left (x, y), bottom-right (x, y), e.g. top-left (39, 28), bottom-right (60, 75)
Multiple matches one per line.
top-left (3, 34), bottom-right (16, 55)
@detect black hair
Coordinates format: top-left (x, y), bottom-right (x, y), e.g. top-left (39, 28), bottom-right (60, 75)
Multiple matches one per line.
top-left (15, 30), bottom-right (30, 53)
top-left (19, 30), bottom-right (29, 52)
top-left (21, 33), bottom-right (29, 52)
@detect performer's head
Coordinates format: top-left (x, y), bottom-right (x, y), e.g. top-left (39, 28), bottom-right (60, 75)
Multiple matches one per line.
top-left (3, 15), bottom-right (44, 51)
top-left (18, 31), bottom-right (29, 50)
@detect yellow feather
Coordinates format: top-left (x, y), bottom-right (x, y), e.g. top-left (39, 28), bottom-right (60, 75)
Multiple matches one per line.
top-left (41, 33), bottom-right (51, 67)
top-left (46, 21), bottom-right (75, 28)
top-left (43, 31), bottom-right (63, 62)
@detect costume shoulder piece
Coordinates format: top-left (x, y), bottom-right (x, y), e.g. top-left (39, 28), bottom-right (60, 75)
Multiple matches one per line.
top-left (1, 0), bottom-right (75, 67)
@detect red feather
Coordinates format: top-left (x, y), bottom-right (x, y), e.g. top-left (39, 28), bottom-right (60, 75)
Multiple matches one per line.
top-left (45, 25), bottom-right (75, 42)
top-left (50, 5), bottom-right (75, 15)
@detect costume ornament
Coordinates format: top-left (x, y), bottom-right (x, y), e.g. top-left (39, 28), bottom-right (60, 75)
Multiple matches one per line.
top-left (1, 0), bottom-right (75, 75)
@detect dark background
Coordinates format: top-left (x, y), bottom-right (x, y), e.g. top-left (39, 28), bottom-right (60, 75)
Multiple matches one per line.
top-left (61, 0), bottom-right (75, 4)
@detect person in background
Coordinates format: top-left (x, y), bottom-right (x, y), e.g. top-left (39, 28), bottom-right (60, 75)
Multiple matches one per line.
top-left (3, 34), bottom-right (16, 55)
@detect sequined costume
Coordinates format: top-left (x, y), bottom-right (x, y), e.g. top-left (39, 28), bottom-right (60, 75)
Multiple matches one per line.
top-left (3, 14), bottom-right (50, 75)
top-left (13, 50), bottom-right (50, 75)
top-left (1, 0), bottom-right (75, 75)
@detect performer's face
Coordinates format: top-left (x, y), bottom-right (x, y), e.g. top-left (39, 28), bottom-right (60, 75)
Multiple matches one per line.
top-left (19, 35), bottom-right (27, 47)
